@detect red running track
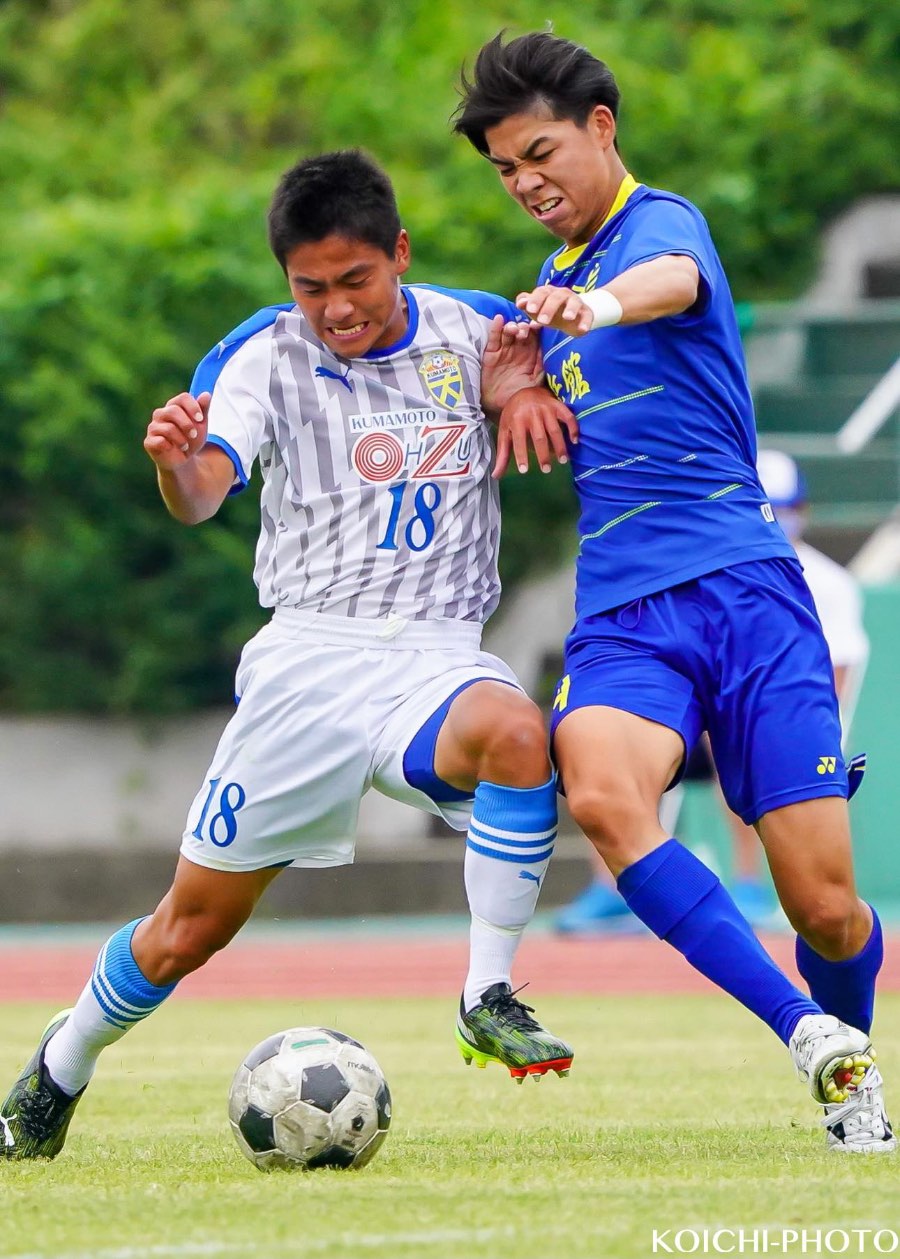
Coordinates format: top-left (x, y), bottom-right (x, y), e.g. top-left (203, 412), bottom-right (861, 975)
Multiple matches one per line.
top-left (2, 930), bottom-right (900, 1002)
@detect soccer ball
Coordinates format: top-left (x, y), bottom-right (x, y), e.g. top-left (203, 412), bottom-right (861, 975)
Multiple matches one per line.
top-left (228, 1026), bottom-right (391, 1171)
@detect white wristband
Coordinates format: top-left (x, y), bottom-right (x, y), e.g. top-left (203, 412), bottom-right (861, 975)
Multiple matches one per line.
top-left (582, 288), bottom-right (623, 330)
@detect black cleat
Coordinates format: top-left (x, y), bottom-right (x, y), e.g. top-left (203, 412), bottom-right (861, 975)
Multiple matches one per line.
top-left (1, 1010), bottom-right (85, 1160)
top-left (455, 983), bottom-right (574, 1081)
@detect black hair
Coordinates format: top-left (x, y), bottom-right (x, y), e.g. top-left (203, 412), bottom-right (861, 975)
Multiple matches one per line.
top-left (452, 31), bottom-right (620, 155)
top-left (267, 149), bottom-right (402, 269)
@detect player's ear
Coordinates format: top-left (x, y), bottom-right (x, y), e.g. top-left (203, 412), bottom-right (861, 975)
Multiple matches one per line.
top-left (588, 104), bottom-right (616, 149)
top-left (394, 229), bottom-right (412, 276)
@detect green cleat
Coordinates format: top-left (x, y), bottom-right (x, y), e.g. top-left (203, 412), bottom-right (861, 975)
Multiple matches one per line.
top-left (1, 1010), bottom-right (84, 1161)
top-left (455, 983), bottom-right (574, 1082)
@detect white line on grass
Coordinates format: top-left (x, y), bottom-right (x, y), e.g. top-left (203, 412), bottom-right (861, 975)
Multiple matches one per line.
top-left (8, 1225), bottom-right (515, 1259)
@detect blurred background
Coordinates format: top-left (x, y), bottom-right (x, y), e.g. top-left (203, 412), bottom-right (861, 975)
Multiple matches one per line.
top-left (1, 0), bottom-right (899, 925)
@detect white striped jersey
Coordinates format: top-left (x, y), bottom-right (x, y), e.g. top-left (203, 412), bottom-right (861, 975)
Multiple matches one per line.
top-left (192, 285), bottom-right (522, 622)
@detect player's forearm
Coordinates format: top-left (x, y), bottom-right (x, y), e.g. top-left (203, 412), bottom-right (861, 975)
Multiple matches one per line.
top-left (603, 255), bottom-right (700, 324)
top-left (157, 455), bottom-right (231, 525)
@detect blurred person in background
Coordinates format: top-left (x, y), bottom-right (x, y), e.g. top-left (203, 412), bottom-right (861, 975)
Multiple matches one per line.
top-left (728, 449), bottom-right (871, 921)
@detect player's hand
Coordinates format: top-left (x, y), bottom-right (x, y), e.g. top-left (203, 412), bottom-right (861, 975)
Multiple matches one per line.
top-left (493, 385), bottom-right (578, 478)
top-left (516, 285), bottom-right (593, 336)
top-left (144, 392), bottom-right (211, 470)
top-left (480, 314), bottom-right (544, 416)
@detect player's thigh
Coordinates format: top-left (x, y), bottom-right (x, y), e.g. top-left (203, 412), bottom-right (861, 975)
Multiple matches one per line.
top-left (554, 705), bottom-right (684, 862)
top-left (707, 560), bottom-right (847, 827)
top-left (756, 796), bottom-right (860, 929)
top-left (371, 651), bottom-right (524, 829)
top-left (433, 679), bottom-right (549, 790)
top-left (181, 625), bottom-right (371, 872)
top-left (553, 614), bottom-right (699, 810)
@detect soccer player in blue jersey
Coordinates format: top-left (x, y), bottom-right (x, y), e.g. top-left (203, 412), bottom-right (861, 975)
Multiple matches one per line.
top-left (454, 31), bottom-right (894, 1152)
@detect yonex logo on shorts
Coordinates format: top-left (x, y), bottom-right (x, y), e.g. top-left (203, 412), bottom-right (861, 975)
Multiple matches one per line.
top-left (817, 756), bottom-right (837, 774)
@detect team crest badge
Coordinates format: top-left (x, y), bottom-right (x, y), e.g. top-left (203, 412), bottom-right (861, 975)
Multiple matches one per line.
top-left (418, 350), bottom-right (464, 409)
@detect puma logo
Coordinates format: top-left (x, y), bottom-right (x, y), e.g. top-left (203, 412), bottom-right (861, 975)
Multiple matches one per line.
top-left (315, 365), bottom-right (353, 393)
top-left (0, 1113), bottom-right (17, 1149)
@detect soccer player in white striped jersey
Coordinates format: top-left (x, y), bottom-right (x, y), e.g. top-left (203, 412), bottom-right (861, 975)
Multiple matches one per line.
top-left (1, 150), bottom-right (577, 1160)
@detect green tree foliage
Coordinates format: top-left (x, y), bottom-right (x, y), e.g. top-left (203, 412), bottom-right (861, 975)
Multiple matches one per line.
top-left (1, 0), bottom-right (897, 711)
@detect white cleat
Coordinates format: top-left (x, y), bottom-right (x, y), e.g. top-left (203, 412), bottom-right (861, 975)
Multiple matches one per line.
top-left (823, 1064), bottom-right (896, 1154)
top-left (789, 1014), bottom-right (873, 1105)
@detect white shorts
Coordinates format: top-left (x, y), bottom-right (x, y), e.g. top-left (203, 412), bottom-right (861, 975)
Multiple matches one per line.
top-left (180, 608), bottom-right (522, 872)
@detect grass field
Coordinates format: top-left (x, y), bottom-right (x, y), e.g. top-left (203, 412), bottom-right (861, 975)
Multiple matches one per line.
top-left (2, 994), bottom-right (899, 1259)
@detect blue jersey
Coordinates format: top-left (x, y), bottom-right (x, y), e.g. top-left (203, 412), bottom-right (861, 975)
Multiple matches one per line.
top-left (537, 181), bottom-right (795, 616)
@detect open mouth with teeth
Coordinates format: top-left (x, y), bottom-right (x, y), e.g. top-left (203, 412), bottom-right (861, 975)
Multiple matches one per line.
top-left (532, 197), bottom-right (563, 218)
top-left (329, 321), bottom-right (369, 339)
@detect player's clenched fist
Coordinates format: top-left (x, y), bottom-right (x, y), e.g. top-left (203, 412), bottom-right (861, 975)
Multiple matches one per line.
top-left (144, 391), bottom-right (211, 469)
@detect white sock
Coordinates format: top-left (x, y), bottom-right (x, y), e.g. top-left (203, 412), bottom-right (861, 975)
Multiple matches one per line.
top-left (43, 919), bottom-right (177, 1095)
top-left (462, 777), bottom-right (557, 1011)
top-left (464, 915), bottom-right (523, 1010)
top-left (44, 988), bottom-right (131, 1095)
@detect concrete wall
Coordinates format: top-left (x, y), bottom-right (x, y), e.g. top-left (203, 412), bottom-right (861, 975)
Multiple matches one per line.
top-left (0, 691), bottom-right (593, 924)
top-left (0, 711), bottom-right (427, 854)
top-left (0, 835), bottom-right (594, 924)
top-left (805, 197), bottom-right (900, 307)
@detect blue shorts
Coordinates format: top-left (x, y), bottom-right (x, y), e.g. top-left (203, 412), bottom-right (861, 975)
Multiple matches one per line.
top-left (549, 557), bottom-right (847, 825)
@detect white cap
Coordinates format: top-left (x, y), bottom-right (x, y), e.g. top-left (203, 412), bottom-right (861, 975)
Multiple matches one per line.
top-left (756, 449), bottom-right (808, 508)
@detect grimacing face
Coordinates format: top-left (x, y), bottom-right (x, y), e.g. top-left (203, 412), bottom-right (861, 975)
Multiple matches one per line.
top-left (484, 105), bottom-right (623, 247)
top-left (285, 231), bottom-right (411, 357)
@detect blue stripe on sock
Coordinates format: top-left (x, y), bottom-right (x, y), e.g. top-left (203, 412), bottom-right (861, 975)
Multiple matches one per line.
top-left (94, 966), bottom-right (164, 1013)
top-left (92, 968), bottom-right (134, 1024)
top-left (465, 778), bottom-right (557, 869)
top-left (90, 919), bottom-right (178, 1029)
top-left (92, 968), bottom-right (153, 1029)
top-left (93, 958), bottom-right (152, 1022)
top-left (467, 823), bottom-right (556, 850)
top-left (90, 976), bottom-right (130, 1028)
top-left (465, 839), bottom-right (555, 864)
top-left (470, 777), bottom-right (557, 833)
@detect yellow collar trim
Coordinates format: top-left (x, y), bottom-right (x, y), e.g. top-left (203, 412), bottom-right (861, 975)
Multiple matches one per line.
top-left (551, 174), bottom-right (640, 272)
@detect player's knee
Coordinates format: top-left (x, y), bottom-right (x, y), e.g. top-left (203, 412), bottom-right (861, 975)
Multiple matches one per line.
top-left (477, 701), bottom-right (550, 785)
top-left (565, 783), bottom-right (653, 860)
top-left (790, 887), bottom-right (860, 956)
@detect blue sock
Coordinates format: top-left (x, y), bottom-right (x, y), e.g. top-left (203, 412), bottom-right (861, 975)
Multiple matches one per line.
top-left (795, 907), bottom-right (883, 1034)
top-left (617, 840), bottom-right (820, 1044)
top-left (90, 918), bottom-right (178, 1028)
